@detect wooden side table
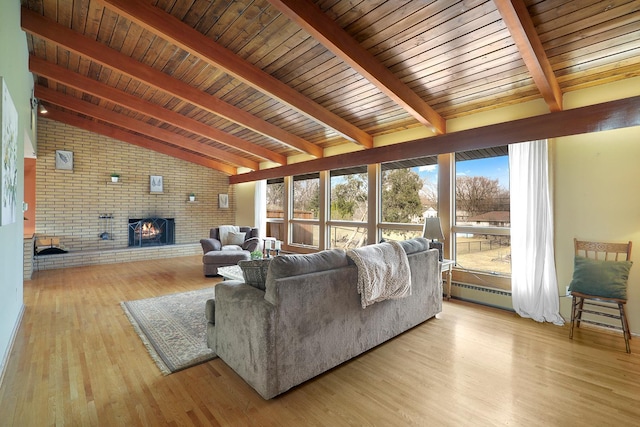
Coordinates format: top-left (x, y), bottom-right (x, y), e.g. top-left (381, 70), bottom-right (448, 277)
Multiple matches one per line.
top-left (440, 259), bottom-right (455, 300)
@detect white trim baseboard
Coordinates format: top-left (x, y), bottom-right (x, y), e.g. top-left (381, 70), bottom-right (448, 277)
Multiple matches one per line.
top-left (0, 303), bottom-right (25, 389)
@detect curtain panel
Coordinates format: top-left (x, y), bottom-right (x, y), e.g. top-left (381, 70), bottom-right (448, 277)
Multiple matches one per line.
top-left (509, 140), bottom-right (564, 325)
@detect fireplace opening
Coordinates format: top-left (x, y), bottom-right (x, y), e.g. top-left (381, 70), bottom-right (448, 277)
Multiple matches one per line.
top-left (128, 217), bottom-right (175, 247)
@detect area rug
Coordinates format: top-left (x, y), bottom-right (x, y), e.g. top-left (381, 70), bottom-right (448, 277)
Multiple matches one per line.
top-left (121, 287), bottom-right (216, 375)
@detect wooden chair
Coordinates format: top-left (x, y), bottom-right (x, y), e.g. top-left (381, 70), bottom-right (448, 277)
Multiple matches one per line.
top-left (570, 239), bottom-right (633, 353)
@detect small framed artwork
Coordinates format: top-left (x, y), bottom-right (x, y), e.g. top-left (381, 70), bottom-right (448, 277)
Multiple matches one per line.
top-left (55, 150), bottom-right (73, 170)
top-left (219, 193), bottom-right (229, 209)
top-left (150, 175), bottom-right (163, 193)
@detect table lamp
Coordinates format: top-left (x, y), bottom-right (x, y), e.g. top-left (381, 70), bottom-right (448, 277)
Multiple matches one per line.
top-left (423, 217), bottom-right (444, 261)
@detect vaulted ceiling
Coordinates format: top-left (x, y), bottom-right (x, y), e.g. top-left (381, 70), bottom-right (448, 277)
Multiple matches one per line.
top-left (22, 0), bottom-right (640, 179)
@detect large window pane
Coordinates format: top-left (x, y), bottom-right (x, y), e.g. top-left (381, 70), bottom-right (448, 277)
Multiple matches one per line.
top-left (293, 174), bottom-right (319, 220)
top-left (329, 225), bottom-right (367, 249)
top-left (291, 223), bottom-right (319, 247)
top-left (266, 178), bottom-right (284, 219)
top-left (381, 157), bottom-right (438, 224)
top-left (454, 147), bottom-right (511, 275)
top-left (380, 228), bottom-right (423, 242)
top-left (330, 167), bottom-right (367, 221)
top-left (455, 233), bottom-right (511, 275)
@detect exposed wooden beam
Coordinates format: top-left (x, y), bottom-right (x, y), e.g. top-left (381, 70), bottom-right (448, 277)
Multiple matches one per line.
top-left (29, 56), bottom-right (287, 166)
top-left (267, 0), bottom-right (446, 135)
top-left (494, 0), bottom-right (563, 111)
top-left (42, 109), bottom-right (236, 175)
top-left (230, 95), bottom-right (640, 184)
top-left (35, 85), bottom-right (259, 171)
top-left (102, 0), bottom-right (373, 149)
top-left (21, 7), bottom-right (323, 158)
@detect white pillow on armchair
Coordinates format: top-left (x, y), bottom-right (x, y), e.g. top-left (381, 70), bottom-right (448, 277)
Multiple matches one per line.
top-left (225, 231), bottom-right (246, 249)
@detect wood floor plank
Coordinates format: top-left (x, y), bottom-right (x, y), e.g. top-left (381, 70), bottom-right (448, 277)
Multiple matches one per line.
top-left (1, 255), bottom-right (640, 425)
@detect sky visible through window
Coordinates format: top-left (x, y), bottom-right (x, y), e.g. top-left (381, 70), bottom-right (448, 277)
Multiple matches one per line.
top-left (415, 157), bottom-right (509, 189)
top-left (456, 156), bottom-right (509, 189)
top-left (332, 155), bottom-right (509, 194)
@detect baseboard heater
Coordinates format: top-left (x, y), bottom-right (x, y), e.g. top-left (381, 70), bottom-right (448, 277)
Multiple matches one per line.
top-left (452, 281), bottom-right (512, 297)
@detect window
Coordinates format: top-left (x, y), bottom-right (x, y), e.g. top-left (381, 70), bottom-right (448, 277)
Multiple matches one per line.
top-left (454, 147), bottom-right (511, 275)
top-left (291, 173), bottom-right (320, 247)
top-left (329, 167), bottom-right (367, 249)
top-left (380, 157), bottom-right (438, 241)
top-left (266, 178), bottom-right (284, 219)
top-left (292, 173), bottom-right (319, 220)
top-left (266, 178), bottom-right (285, 240)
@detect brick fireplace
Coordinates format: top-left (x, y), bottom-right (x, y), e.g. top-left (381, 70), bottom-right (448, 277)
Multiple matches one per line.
top-left (128, 217), bottom-right (175, 247)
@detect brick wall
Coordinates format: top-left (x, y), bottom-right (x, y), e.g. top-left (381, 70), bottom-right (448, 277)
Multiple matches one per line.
top-left (34, 118), bottom-right (237, 269)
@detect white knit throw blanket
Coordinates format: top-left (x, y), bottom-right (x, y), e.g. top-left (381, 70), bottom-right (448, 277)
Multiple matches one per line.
top-left (218, 225), bottom-right (239, 246)
top-left (347, 241), bottom-right (411, 308)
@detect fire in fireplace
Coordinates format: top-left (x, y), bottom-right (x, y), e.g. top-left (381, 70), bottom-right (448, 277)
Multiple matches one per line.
top-left (128, 217), bottom-right (175, 247)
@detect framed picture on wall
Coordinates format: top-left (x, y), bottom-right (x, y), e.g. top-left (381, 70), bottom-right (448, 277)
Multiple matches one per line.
top-left (150, 175), bottom-right (163, 193)
top-left (1, 77), bottom-right (18, 225)
top-left (219, 193), bottom-right (229, 209)
top-left (55, 150), bottom-right (73, 170)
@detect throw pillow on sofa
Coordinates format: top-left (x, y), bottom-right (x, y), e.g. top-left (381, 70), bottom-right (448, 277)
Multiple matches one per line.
top-left (239, 259), bottom-right (271, 291)
top-left (227, 231), bottom-right (246, 246)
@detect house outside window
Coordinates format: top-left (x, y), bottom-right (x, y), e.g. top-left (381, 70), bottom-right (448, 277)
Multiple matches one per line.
top-left (453, 146), bottom-right (511, 276)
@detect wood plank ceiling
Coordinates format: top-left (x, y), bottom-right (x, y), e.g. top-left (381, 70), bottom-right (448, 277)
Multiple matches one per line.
top-left (22, 0), bottom-right (640, 177)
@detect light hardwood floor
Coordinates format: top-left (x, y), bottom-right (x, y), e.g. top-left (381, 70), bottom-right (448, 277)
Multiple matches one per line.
top-left (1, 255), bottom-right (639, 426)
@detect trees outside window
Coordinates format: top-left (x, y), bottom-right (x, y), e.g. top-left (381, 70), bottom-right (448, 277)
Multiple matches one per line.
top-left (330, 171), bottom-right (367, 221)
top-left (380, 157), bottom-right (438, 242)
top-left (329, 168), bottom-right (367, 249)
top-left (293, 174), bottom-right (319, 219)
top-left (382, 169), bottom-right (423, 223)
top-left (266, 178), bottom-right (285, 240)
top-left (266, 178), bottom-right (284, 219)
top-left (291, 174), bottom-right (320, 247)
top-left (455, 176), bottom-right (509, 221)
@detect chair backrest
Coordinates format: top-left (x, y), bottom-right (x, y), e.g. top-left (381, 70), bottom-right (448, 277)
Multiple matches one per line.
top-left (574, 238), bottom-right (632, 261)
top-left (210, 226), bottom-right (259, 241)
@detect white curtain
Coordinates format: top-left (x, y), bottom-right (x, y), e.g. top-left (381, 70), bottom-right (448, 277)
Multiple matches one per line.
top-left (255, 180), bottom-right (267, 239)
top-left (509, 140), bottom-right (564, 325)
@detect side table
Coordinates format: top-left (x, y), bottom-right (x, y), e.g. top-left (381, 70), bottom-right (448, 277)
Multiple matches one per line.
top-left (217, 265), bottom-right (244, 281)
top-left (440, 259), bottom-right (455, 300)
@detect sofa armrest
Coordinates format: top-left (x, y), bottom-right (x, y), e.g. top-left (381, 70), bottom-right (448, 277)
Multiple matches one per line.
top-left (214, 282), bottom-right (277, 399)
top-left (242, 236), bottom-right (261, 252)
top-left (200, 238), bottom-right (221, 253)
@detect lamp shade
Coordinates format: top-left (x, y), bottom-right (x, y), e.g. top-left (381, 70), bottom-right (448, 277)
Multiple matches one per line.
top-left (423, 217), bottom-right (444, 241)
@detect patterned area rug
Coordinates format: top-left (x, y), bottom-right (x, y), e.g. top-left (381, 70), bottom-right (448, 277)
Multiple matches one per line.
top-left (121, 287), bottom-right (216, 375)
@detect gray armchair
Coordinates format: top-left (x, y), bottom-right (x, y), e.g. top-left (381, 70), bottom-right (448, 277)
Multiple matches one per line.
top-left (200, 227), bottom-right (261, 276)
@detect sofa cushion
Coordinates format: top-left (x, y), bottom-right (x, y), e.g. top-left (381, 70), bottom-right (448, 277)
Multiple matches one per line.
top-left (228, 231), bottom-right (246, 246)
top-left (569, 256), bottom-right (633, 299)
top-left (269, 249), bottom-right (348, 279)
top-left (398, 237), bottom-right (430, 255)
top-left (264, 249), bottom-right (349, 304)
top-left (239, 259), bottom-right (271, 291)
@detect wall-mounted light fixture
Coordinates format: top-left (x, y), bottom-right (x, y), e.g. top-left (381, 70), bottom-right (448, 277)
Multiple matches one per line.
top-left (30, 93), bottom-right (47, 114)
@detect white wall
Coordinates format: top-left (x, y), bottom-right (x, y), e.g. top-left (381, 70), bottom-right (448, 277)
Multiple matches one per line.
top-left (0, 0), bottom-right (34, 381)
top-left (234, 181), bottom-right (257, 227)
top-left (554, 125), bottom-right (640, 329)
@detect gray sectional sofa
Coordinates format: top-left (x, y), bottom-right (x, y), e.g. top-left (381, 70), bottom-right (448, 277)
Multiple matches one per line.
top-left (206, 237), bottom-right (442, 399)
